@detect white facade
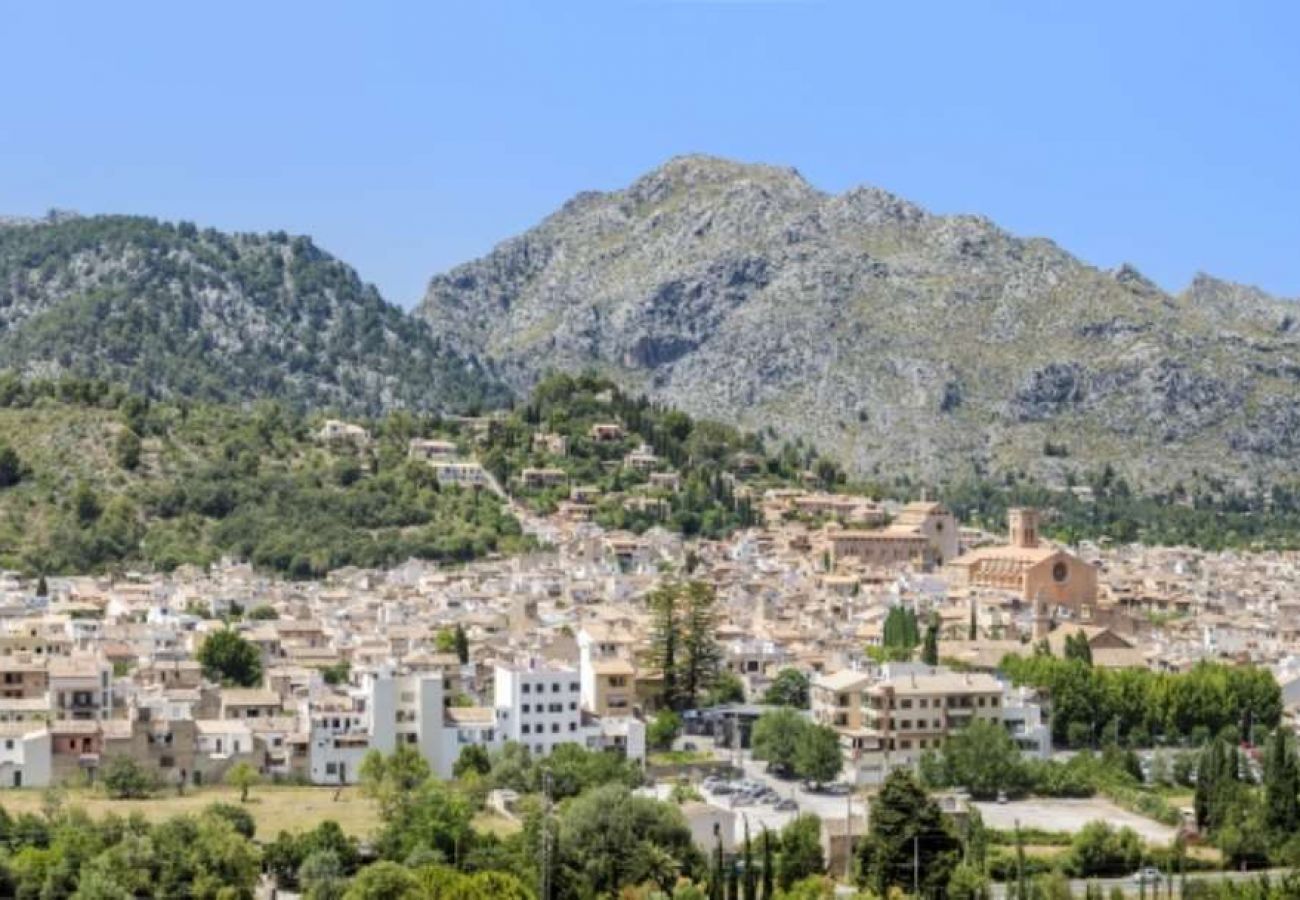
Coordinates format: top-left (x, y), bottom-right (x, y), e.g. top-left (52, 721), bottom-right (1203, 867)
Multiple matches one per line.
top-left (309, 672), bottom-right (504, 783)
top-left (494, 662), bottom-right (585, 757)
top-left (0, 726), bottom-right (51, 788)
top-left (308, 707), bottom-right (370, 785)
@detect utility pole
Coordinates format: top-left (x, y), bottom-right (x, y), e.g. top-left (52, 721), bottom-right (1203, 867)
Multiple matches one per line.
top-left (912, 834), bottom-right (919, 897)
top-left (540, 768), bottom-right (553, 900)
top-left (845, 791), bottom-right (853, 882)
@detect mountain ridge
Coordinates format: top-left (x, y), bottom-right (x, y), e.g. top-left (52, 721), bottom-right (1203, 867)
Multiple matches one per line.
top-left (415, 154), bottom-right (1300, 487)
top-left (0, 214), bottom-right (506, 414)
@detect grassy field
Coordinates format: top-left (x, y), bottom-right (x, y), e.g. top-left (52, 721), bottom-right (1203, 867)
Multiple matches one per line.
top-left (0, 785), bottom-right (382, 838)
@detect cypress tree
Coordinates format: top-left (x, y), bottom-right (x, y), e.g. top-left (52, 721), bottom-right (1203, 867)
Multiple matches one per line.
top-left (922, 615), bottom-right (939, 666)
top-left (760, 828), bottom-right (774, 900)
top-left (742, 819), bottom-right (756, 900)
top-left (1264, 729), bottom-right (1299, 833)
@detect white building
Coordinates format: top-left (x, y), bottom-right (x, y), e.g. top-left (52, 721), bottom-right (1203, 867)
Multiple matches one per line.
top-left (431, 462), bottom-right (490, 490)
top-left (494, 661), bottom-right (585, 757)
top-left (0, 723), bottom-right (51, 787)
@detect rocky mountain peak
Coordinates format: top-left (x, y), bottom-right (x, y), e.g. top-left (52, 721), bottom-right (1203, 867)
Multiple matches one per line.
top-left (1110, 262), bottom-right (1162, 295)
top-left (415, 154), bottom-right (1300, 488)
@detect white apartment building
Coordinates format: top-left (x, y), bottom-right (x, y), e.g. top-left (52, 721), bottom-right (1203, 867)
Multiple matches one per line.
top-left (0, 723), bottom-right (51, 787)
top-left (307, 705), bottom-right (371, 785)
top-left (309, 671), bottom-right (504, 784)
top-left (309, 660), bottom-right (641, 785)
top-left (494, 661), bottom-right (585, 757)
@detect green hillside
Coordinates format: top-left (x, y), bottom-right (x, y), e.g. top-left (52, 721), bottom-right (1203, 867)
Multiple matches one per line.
top-left (0, 376), bottom-right (525, 578)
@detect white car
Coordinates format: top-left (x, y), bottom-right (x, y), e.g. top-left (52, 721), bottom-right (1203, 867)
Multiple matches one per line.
top-left (1132, 867), bottom-right (1162, 885)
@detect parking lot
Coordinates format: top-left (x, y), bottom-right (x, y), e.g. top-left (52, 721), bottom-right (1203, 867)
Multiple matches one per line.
top-left (663, 750), bottom-right (867, 842)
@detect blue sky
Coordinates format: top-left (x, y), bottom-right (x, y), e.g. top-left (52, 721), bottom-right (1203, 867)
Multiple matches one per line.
top-left (2, 1), bottom-right (1297, 305)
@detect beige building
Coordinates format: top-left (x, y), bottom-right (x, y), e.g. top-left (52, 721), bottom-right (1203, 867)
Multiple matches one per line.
top-left (813, 666), bottom-right (1004, 782)
top-left (828, 501), bottom-right (960, 570)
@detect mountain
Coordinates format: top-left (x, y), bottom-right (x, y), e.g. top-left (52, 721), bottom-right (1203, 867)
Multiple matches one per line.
top-left (0, 214), bottom-right (506, 414)
top-left (416, 155), bottom-right (1300, 487)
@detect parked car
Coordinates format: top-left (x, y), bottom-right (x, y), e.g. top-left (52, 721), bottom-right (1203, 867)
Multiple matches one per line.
top-left (1132, 867), bottom-right (1163, 885)
top-left (774, 799), bottom-right (798, 812)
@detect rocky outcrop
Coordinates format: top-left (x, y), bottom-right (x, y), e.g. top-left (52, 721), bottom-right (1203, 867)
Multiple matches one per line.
top-left (416, 154), bottom-right (1300, 486)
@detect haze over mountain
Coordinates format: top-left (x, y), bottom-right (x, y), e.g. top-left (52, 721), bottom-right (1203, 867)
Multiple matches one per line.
top-left (417, 155), bottom-right (1300, 487)
top-left (0, 214), bottom-right (504, 414)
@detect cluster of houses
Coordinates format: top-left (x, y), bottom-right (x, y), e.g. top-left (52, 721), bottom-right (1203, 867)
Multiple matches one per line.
top-left (5, 415), bottom-right (1299, 826)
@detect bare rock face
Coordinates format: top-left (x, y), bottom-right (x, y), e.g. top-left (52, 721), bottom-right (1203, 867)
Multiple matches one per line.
top-left (416, 154), bottom-right (1300, 487)
top-left (0, 215), bottom-right (505, 414)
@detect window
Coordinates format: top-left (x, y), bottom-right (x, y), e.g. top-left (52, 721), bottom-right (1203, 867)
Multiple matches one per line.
top-left (522, 703), bottom-right (530, 713)
top-left (552, 684), bottom-right (560, 694)
top-left (535, 744), bottom-right (544, 755)
top-left (522, 684), bottom-right (531, 694)
top-left (570, 682), bottom-right (579, 691)
top-left (919, 699), bottom-right (928, 709)
top-left (899, 739), bottom-right (911, 749)
top-left (900, 699), bottom-right (912, 709)
top-left (326, 762), bottom-right (338, 776)
top-left (522, 724), bottom-right (531, 735)
top-left (569, 722), bottom-right (577, 731)
top-left (569, 702), bottom-right (577, 711)
top-left (900, 720), bottom-right (912, 729)
top-left (551, 723), bottom-right (560, 733)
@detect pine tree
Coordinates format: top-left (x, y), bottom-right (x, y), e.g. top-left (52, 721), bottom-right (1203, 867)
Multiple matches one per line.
top-left (682, 581), bottom-right (722, 708)
top-left (650, 584), bottom-right (682, 710)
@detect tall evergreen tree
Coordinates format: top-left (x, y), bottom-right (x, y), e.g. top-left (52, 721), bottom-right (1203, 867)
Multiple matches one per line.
top-left (682, 581), bottom-right (722, 708)
top-left (760, 828), bottom-right (774, 900)
top-left (1264, 729), bottom-right (1299, 833)
top-left (650, 584), bottom-right (682, 710)
top-left (453, 623), bottom-right (470, 665)
top-left (922, 615), bottom-right (940, 666)
top-left (742, 820), bottom-right (757, 900)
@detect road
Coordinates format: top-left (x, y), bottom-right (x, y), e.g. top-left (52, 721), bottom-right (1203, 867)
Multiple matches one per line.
top-left (989, 868), bottom-right (1294, 898)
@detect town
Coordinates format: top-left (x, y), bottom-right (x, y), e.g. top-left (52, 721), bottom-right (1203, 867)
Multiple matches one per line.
top-left (2, 401), bottom-right (1298, 896)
